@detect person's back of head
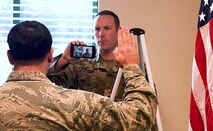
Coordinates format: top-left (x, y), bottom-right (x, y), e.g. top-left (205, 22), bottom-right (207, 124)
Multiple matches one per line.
top-left (7, 21), bottom-right (52, 64)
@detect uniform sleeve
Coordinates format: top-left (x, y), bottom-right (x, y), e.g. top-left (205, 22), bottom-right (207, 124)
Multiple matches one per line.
top-left (47, 54), bottom-right (77, 89)
top-left (89, 64), bottom-right (158, 130)
top-left (122, 64), bottom-right (158, 127)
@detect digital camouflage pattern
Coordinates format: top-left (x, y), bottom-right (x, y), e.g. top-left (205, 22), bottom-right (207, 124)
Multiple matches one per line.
top-left (0, 65), bottom-right (157, 130)
top-left (47, 55), bottom-right (125, 101)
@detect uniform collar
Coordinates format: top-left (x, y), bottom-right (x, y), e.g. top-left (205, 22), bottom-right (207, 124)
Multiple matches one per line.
top-left (7, 70), bottom-right (51, 82)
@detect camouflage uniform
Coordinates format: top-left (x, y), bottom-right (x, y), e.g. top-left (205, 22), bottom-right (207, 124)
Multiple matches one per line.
top-left (47, 55), bottom-right (125, 101)
top-left (0, 64), bottom-right (158, 130)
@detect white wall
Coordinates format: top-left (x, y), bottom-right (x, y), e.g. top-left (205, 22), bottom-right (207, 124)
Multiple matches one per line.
top-left (99, 0), bottom-right (200, 131)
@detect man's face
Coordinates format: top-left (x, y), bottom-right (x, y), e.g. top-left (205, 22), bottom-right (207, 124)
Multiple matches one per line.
top-left (94, 15), bottom-right (119, 52)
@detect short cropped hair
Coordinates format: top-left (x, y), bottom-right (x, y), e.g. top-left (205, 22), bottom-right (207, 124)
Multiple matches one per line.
top-left (7, 21), bottom-right (52, 61)
top-left (96, 10), bottom-right (120, 29)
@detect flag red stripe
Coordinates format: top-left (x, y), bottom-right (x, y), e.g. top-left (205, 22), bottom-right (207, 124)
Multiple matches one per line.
top-left (190, 19), bottom-right (213, 130)
top-left (190, 90), bottom-right (204, 131)
top-left (210, 19), bottom-right (213, 51)
top-left (206, 94), bottom-right (213, 130)
top-left (194, 30), bottom-right (206, 88)
top-left (190, 27), bottom-right (207, 130)
top-left (205, 19), bottom-right (213, 131)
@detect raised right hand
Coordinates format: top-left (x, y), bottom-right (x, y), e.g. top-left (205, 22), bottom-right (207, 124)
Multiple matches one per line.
top-left (113, 27), bottom-right (139, 68)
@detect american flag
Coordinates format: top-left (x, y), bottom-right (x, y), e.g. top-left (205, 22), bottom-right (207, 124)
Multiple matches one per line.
top-left (190, 0), bottom-right (213, 130)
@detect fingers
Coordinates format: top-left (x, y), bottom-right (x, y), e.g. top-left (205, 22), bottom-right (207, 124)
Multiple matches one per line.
top-left (118, 29), bottom-right (124, 47)
top-left (70, 40), bottom-right (86, 46)
top-left (63, 40), bottom-right (87, 61)
top-left (113, 47), bottom-right (118, 60)
top-left (129, 33), bottom-right (137, 48)
top-left (118, 27), bottom-right (137, 48)
top-left (118, 27), bottom-right (128, 47)
top-left (115, 27), bottom-right (139, 67)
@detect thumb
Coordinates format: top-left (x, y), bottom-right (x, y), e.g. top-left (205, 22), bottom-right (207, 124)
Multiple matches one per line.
top-left (113, 47), bottom-right (118, 57)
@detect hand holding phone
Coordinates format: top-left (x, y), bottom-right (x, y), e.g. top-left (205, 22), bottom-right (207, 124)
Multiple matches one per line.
top-left (70, 45), bottom-right (96, 59)
top-left (54, 41), bottom-right (89, 72)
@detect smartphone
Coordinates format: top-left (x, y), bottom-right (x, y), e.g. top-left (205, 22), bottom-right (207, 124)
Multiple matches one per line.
top-left (70, 45), bottom-right (96, 59)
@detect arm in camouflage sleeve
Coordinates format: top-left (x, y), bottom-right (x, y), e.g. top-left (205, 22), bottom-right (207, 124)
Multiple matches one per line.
top-left (122, 64), bottom-right (157, 129)
top-left (47, 41), bottom-right (86, 88)
top-left (89, 64), bottom-right (157, 130)
top-left (64, 64), bottom-right (157, 130)
top-left (47, 54), bottom-right (76, 88)
top-left (48, 41), bottom-right (77, 75)
top-left (83, 27), bottom-right (157, 130)
top-left (110, 27), bottom-right (157, 129)
top-left (47, 54), bottom-right (65, 74)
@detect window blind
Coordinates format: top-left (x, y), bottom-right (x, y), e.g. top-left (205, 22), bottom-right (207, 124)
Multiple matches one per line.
top-left (0, 0), bottom-right (98, 84)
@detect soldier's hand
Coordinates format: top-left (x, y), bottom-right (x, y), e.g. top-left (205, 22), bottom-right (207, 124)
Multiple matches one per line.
top-left (54, 40), bottom-right (85, 72)
top-left (113, 27), bottom-right (139, 68)
top-left (61, 40), bottom-right (86, 62)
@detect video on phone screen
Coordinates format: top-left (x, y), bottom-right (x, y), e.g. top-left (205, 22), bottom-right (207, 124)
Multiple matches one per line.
top-left (73, 46), bottom-right (93, 58)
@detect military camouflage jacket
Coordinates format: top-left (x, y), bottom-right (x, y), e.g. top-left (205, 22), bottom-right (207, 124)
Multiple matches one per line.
top-left (47, 55), bottom-right (125, 101)
top-left (0, 65), bottom-right (157, 130)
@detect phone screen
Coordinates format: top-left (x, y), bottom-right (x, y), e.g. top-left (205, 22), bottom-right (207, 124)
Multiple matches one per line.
top-left (70, 45), bottom-right (96, 59)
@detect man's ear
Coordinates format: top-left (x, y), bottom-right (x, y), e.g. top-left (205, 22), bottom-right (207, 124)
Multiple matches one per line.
top-left (7, 50), bottom-right (14, 65)
top-left (47, 48), bottom-right (54, 63)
